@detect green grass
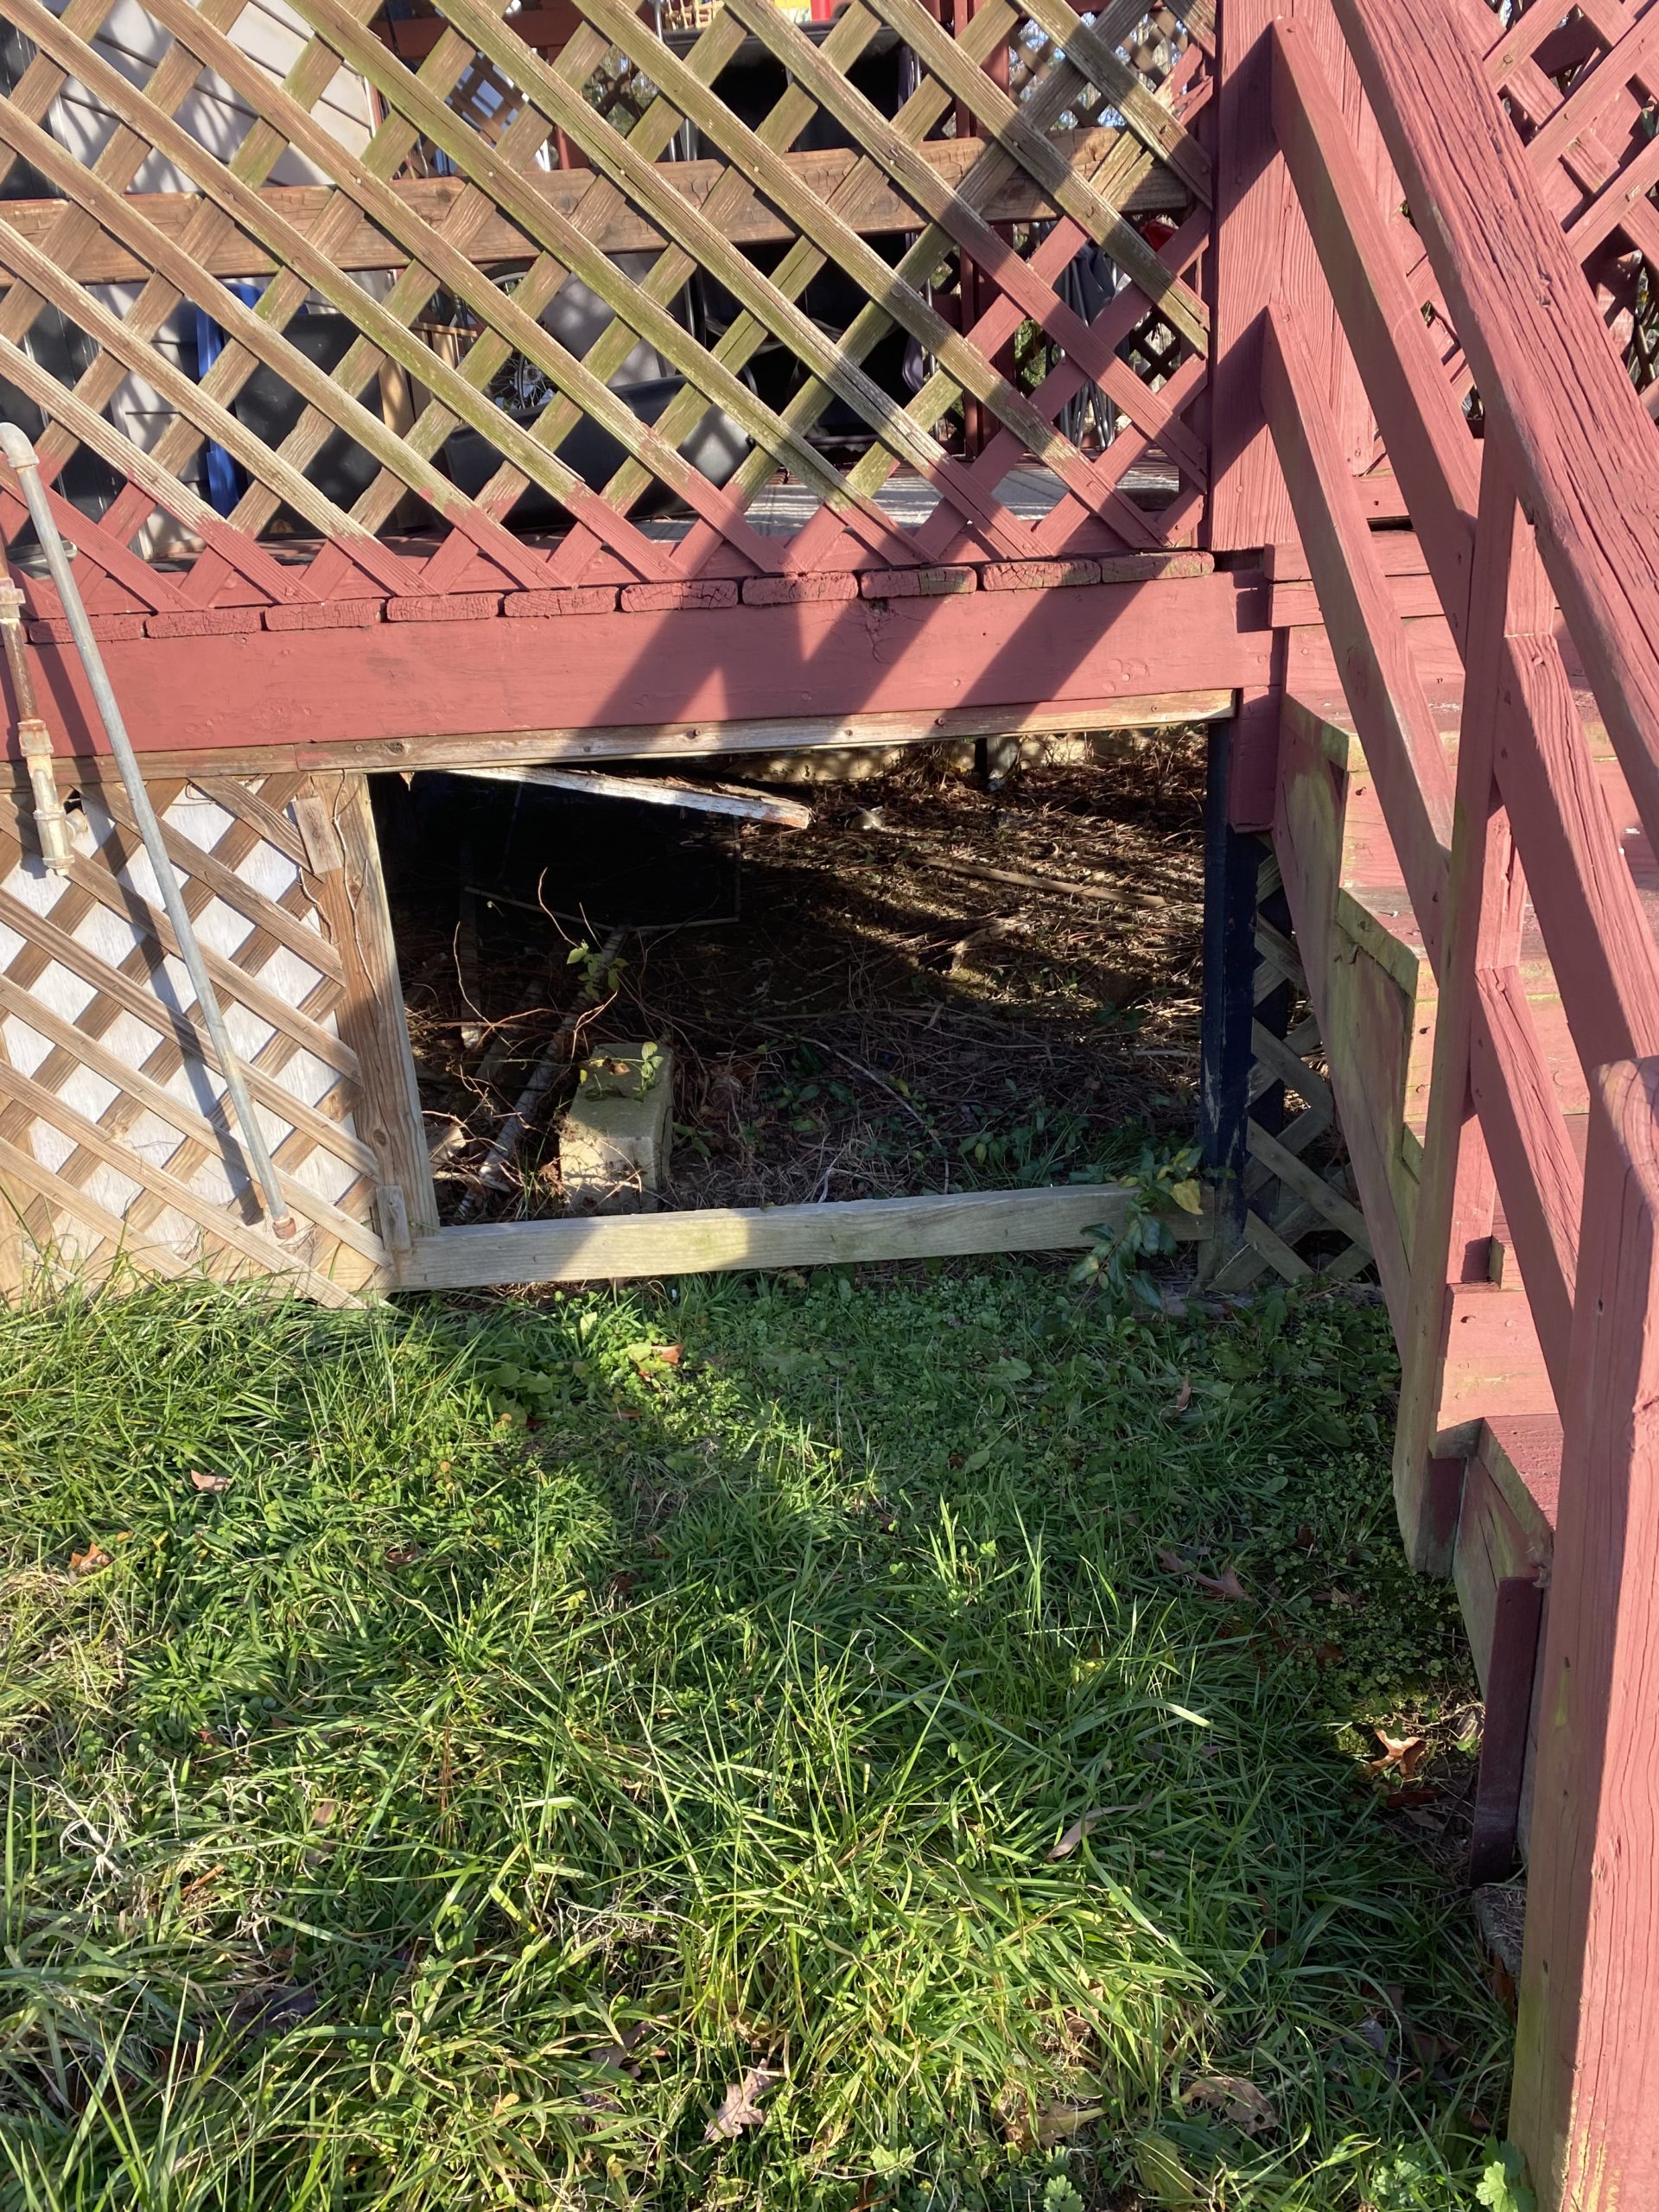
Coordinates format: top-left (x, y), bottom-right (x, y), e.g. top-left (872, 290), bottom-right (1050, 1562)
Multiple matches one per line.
top-left (0, 1267), bottom-right (1510, 2210)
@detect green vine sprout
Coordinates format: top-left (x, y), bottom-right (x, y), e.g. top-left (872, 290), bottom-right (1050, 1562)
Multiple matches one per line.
top-left (1070, 1141), bottom-right (1205, 1306)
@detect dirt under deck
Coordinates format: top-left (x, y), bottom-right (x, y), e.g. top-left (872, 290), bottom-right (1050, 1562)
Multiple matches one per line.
top-left (384, 732), bottom-right (1209, 1224)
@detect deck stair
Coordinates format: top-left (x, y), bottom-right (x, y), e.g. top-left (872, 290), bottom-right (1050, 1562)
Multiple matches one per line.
top-left (1245, 0), bottom-right (1659, 2188)
top-left (1274, 620), bottom-right (1642, 1873)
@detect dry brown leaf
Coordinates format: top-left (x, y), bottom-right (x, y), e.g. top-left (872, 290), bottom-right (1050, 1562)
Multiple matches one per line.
top-left (69, 1545), bottom-right (111, 1578)
top-left (1170, 1377), bottom-right (1192, 1414)
top-left (189, 1470), bottom-right (232, 1494)
top-left (1195, 1565), bottom-right (1249, 1602)
top-left (1157, 1548), bottom-right (1192, 1579)
top-left (1049, 1808), bottom-right (1112, 1860)
top-left (1035, 2100), bottom-right (1103, 2146)
top-left (1370, 1729), bottom-right (1427, 1779)
top-left (704, 2064), bottom-right (782, 2141)
top-left (1183, 2072), bottom-right (1276, 2133)
top-left (1048, 1796), bottom-right (1151, 1859)
top-left (384, 1543), bottom-right (421, 1569)
top-left (310, 1800), bottom-right (337, 1828)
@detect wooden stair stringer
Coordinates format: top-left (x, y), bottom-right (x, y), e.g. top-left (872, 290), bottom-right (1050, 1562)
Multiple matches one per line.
top-left (1274, 683), bottom-right (1559, 1443)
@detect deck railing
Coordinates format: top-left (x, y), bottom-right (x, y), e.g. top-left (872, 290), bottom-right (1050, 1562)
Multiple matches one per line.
top-left (0, 0), bottom-right (1213, 620)
top-left (1263, 0), bottom-right (1659, 2195)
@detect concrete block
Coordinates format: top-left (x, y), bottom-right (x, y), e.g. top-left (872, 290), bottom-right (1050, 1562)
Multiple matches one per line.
top-left (559, 1042), bottom-right (673, 1213)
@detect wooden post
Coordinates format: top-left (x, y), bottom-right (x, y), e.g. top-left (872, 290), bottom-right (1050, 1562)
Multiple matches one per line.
top-left (296, 772), bottom-right (440, 1254)
top-left (1208, 0), bottom-right (1391, 553)
top-left (1391, 450), bottom-right (1533, 1571)
top-left (1513, 1058), bottom-right (1659, 2207)
top-left (1199, 717), bottom-right (1263, 1253)
top-left (1467, 1571), bottom-right (1544, 1886)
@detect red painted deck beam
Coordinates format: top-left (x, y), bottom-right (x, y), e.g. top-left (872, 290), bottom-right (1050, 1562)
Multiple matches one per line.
top-left (8, 569), bottom-right (1268, 766)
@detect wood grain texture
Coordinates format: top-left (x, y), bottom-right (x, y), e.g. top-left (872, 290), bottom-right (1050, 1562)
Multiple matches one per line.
top-left (1262, 306), bottom-right (1453, 969)
top-left (1389, 465), bottom-right (1529, 1567)
top-left (1336, 0), bottom-right (1659, 869)
top-left (1454, 1421), bottom-right (1553, 1882)
top-left (1514, 1059), bottom-right (1659, 2207)
top-left (1272, 696), bottom-right (1415, 1319)
top-left (397, 1183), bottom-right (1207, 1290)
top-left (1489, 633), bottom-right (1659, 1074)
top-left (1470, 969), bottom-right (1580, 1397)
top-left (300, 773), bottom-right (440, 1242)
top-left (1208, 0), bottom-right (1392, 550)
top-left (1269, 16), bottom-right (1478, 639)
top-left (0, 130), bottom-right (1173, 280)
top-left (15, 575), bottom-right (1266, 761)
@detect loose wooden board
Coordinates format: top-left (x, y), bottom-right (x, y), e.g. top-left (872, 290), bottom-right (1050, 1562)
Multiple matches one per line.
top-left (396, 1183), bottom-right (1206, 1290)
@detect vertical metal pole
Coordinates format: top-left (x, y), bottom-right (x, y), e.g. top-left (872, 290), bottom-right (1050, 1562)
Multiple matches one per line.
top-left (0, 426), bottom-right (296, 1237)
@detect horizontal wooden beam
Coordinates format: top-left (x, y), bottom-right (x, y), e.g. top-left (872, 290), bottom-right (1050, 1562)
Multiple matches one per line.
top-left (396, 1182), bottom-right (1207, 1289)
top-left (29, 690), bottom-right (1236, 786)
top-left (16, 572), bottom-right (1265, 761)
top-left (0, 129), bottom-right (1179, 284)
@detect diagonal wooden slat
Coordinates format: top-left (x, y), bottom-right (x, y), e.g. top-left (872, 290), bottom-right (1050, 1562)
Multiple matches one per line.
top-left (689, 11), bottom-right (1181, 565)
top-left (136, 0), bottom-right (784, 577)
top-left (721, 0), bottom-right (1194, 435)
top-left (89, 0), bottom-right (491, 584)
top-left (595, 0), bottom-right (1034, 568)
top-left (0, 1125), bottom-right (192, 1283)
top-left (0, 779), bottom-right (390, 1287)
top-left (563, 0), bottom-right (1165, 532)
top-left (3, 0), bottom-right (370, 587)
top-left (0, 0), bottom-right (1216, 599)
top-left (286, 0), bottom-right (953, 562)
top-left (819, 35), bottom-right (1197, 537)
top-left (858, 0), bottom-right (1210, 323)
top-left (410, 5), bottom-right (880, 575)
top-left (1, 0), bottom-right (683, 591)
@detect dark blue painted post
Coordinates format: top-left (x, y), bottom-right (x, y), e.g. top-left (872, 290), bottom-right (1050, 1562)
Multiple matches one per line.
top-left (1199, 721), bottom-right (1264, 1250)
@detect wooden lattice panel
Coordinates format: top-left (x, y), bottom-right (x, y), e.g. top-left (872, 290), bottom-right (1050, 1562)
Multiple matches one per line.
top-left (0, 766), bottom-right (428, 1299)
top-left (0, 0), bottom-right (1214, 623)
top-left (1399, 0), bottom-right (1659, 409)
top-left (1211, 853), bottom-right (1375, 1292)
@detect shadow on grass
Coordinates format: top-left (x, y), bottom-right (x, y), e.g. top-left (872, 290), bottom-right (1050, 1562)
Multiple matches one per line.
top-left (0, 1267), bottom-right (1509, 2211)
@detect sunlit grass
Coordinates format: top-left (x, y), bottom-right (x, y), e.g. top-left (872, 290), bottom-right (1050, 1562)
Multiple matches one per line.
top-left (0, 1268), bottom-right (1507, 2209)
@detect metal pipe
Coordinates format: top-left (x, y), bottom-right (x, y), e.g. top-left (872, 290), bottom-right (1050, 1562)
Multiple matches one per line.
top-left (0, 424), bottom-right (296, 1239)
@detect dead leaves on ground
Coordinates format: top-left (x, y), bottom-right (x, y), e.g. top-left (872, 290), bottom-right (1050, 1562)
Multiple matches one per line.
top-left (68, 1543), bottom-right (112, 1578)
top-left (1158, 1549), bottom-right (1249, 1603)
top-left (628, 1342), bottom-right (683, 1385)
top-left (1370, 1729), bottom-right (1428, 1782)
top-left (189, 1469), bottom-right (232, 1494)
top-left (995, 2085), bottom-right (1102, 2151)
top-left (1182, 2072), bottom-right (1277, 2133)
top-left (1047, 1796), bottom-right (1154, 1859)
top-left (705, 2064), bottom-right (783, 2141)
